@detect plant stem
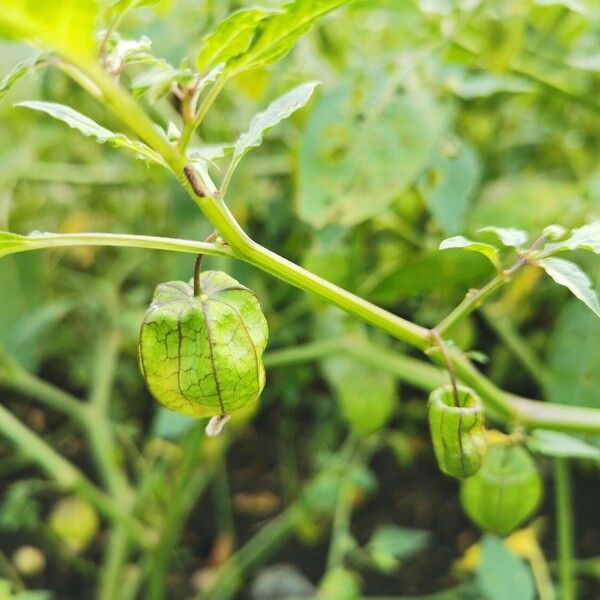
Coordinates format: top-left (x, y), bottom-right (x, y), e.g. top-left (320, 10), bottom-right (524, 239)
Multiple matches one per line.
top-left (194, 253), bottom-right (204, 296)
top-left (263, 339), bottom-right (342, 368)
top-left (60, 62), bottom-right (600, 435)
top-left (554, 459), bottom-right (576, 600)
top-left (0, 232), bottom-right (233, 260)
top-left (430, 329), bottom-right (459, 406)
top-left (436, 274), bottom-right (507, 336)
top-left (146, 425), bottom-right (224, 599)
top-left (179, 77), bottom-right (227, 151)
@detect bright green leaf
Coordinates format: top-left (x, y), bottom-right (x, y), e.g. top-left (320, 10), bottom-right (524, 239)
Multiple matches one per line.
top-left (197, 8), bottom-right (271, 73)
top-left (233, 81), bottom-right (319, 160)
top-left (528, 430), bottom-right (600, 461)
top-left (477, 535), bottom-right (535, 600)
top-left (0, 0), bottom-right (99, 63)
top-left (478, 226), bottom-right (528, 249)
top-left (439, 236), bottom-right (500, 270)
top-left (541, 221), bottom-right (600, 257)
top-left (228, 0), bottom-right (355, 74)
top-left (16, 101), bottom-right (167, 167)
top-left (538, 257), bottom-right (600, 318)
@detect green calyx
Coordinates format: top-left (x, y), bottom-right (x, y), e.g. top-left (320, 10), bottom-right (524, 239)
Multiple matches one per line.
top-left (139, 270), bottom-right (268, 418)
top-left (460, 443), bottom-right (543, 535)
top-left (428, 384), bottom-right (487, 479)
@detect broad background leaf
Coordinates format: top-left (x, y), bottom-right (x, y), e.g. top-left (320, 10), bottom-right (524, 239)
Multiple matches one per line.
top-left (298, 78), bottom-right (443, 227)
top-left (418, 139), bottom-right (480, 235)
top-left (477, 535), bottom-right (535, 600)
top-left (545, 299), bottom-right (600, 408)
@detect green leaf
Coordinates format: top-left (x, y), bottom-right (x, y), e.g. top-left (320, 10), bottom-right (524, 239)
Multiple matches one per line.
top-left (477, 535), bottom-right (535, 600)
top-left (541, 221), bottom-right (600, 257)
top-left (0, 52), bottom-right (43, 103)
top-left (321, 331), bottom-right (396, 436)
top-left (228, 0), bottom-right (354, 74)
top-left (439, 236), bottom-right (500, 270)
top-left (366, 525), bottom-right (429, 573)
top-left (528, 430), bottom-right (600, 461)
top-left (233, 81), bottom-right (319, 160)
top-left (196, 8), bottom-right (271, 73)
top-left (0, 0), bottom-right (99, 63)
top-left (545, 300), bottom-right (600, 408)
top-left (538, 257), bottom-right (600, 318)
top-left (298, 78), bottom-right (442, 228)
top-left (418, 139), bottom-right (481, 235)
top-left (478, 226), bottom-right (528, 249)
top-left (16, 101), bottom-right (167, 167)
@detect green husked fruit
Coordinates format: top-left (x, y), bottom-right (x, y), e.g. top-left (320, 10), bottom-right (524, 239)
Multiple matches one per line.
top-left (139, 271), bottom-right (268, 418)
top-left (428, 384), bottom-right (487, 479)
top-left (460, 443), bottom-right (542, 535)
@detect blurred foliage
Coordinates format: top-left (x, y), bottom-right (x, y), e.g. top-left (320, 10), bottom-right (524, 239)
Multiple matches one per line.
top-left (0, 0), bottom-right (599, 598)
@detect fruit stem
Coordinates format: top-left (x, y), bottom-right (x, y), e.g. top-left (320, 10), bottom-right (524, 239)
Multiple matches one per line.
top-left (194, 253), bottom-right (204, 297)
top-left (431, 328), bottom-right (460, 407)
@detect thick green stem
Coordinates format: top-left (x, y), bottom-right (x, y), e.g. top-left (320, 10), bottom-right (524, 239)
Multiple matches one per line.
top-left (554, 459), bottom-right (576, 600)
top-left (56, 60), bottom-right (600, 436)
top-left (146, 425), bottom-right (224, 599)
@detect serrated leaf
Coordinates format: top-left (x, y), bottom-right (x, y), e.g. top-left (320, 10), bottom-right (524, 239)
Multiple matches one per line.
top-left (233, 81), bottom-right (318, 160)
top-left (0, 53), bottom-right (43, 103)
top-left (478, 226), bottom-right (528, 249)
top-left (0, 0), bottom-right (98, 64)
top-left (528, 430), bottom-right (600, 461)
top-left (197, 8), bottom-right (271, 73)
top-left (541, 221), bottom-right (600, 257)
top-left (16, 101), bottom-right (167, 167)
top-left (538, 257), bottom-right (600, 318)
top-left (439, 236), bottom-right (500, 270)
top-left (228, 0), bottom-right (354, 74)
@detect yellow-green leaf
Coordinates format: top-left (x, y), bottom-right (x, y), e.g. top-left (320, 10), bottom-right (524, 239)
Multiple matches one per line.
top-left (0, 0), bottom-right (99, 63)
